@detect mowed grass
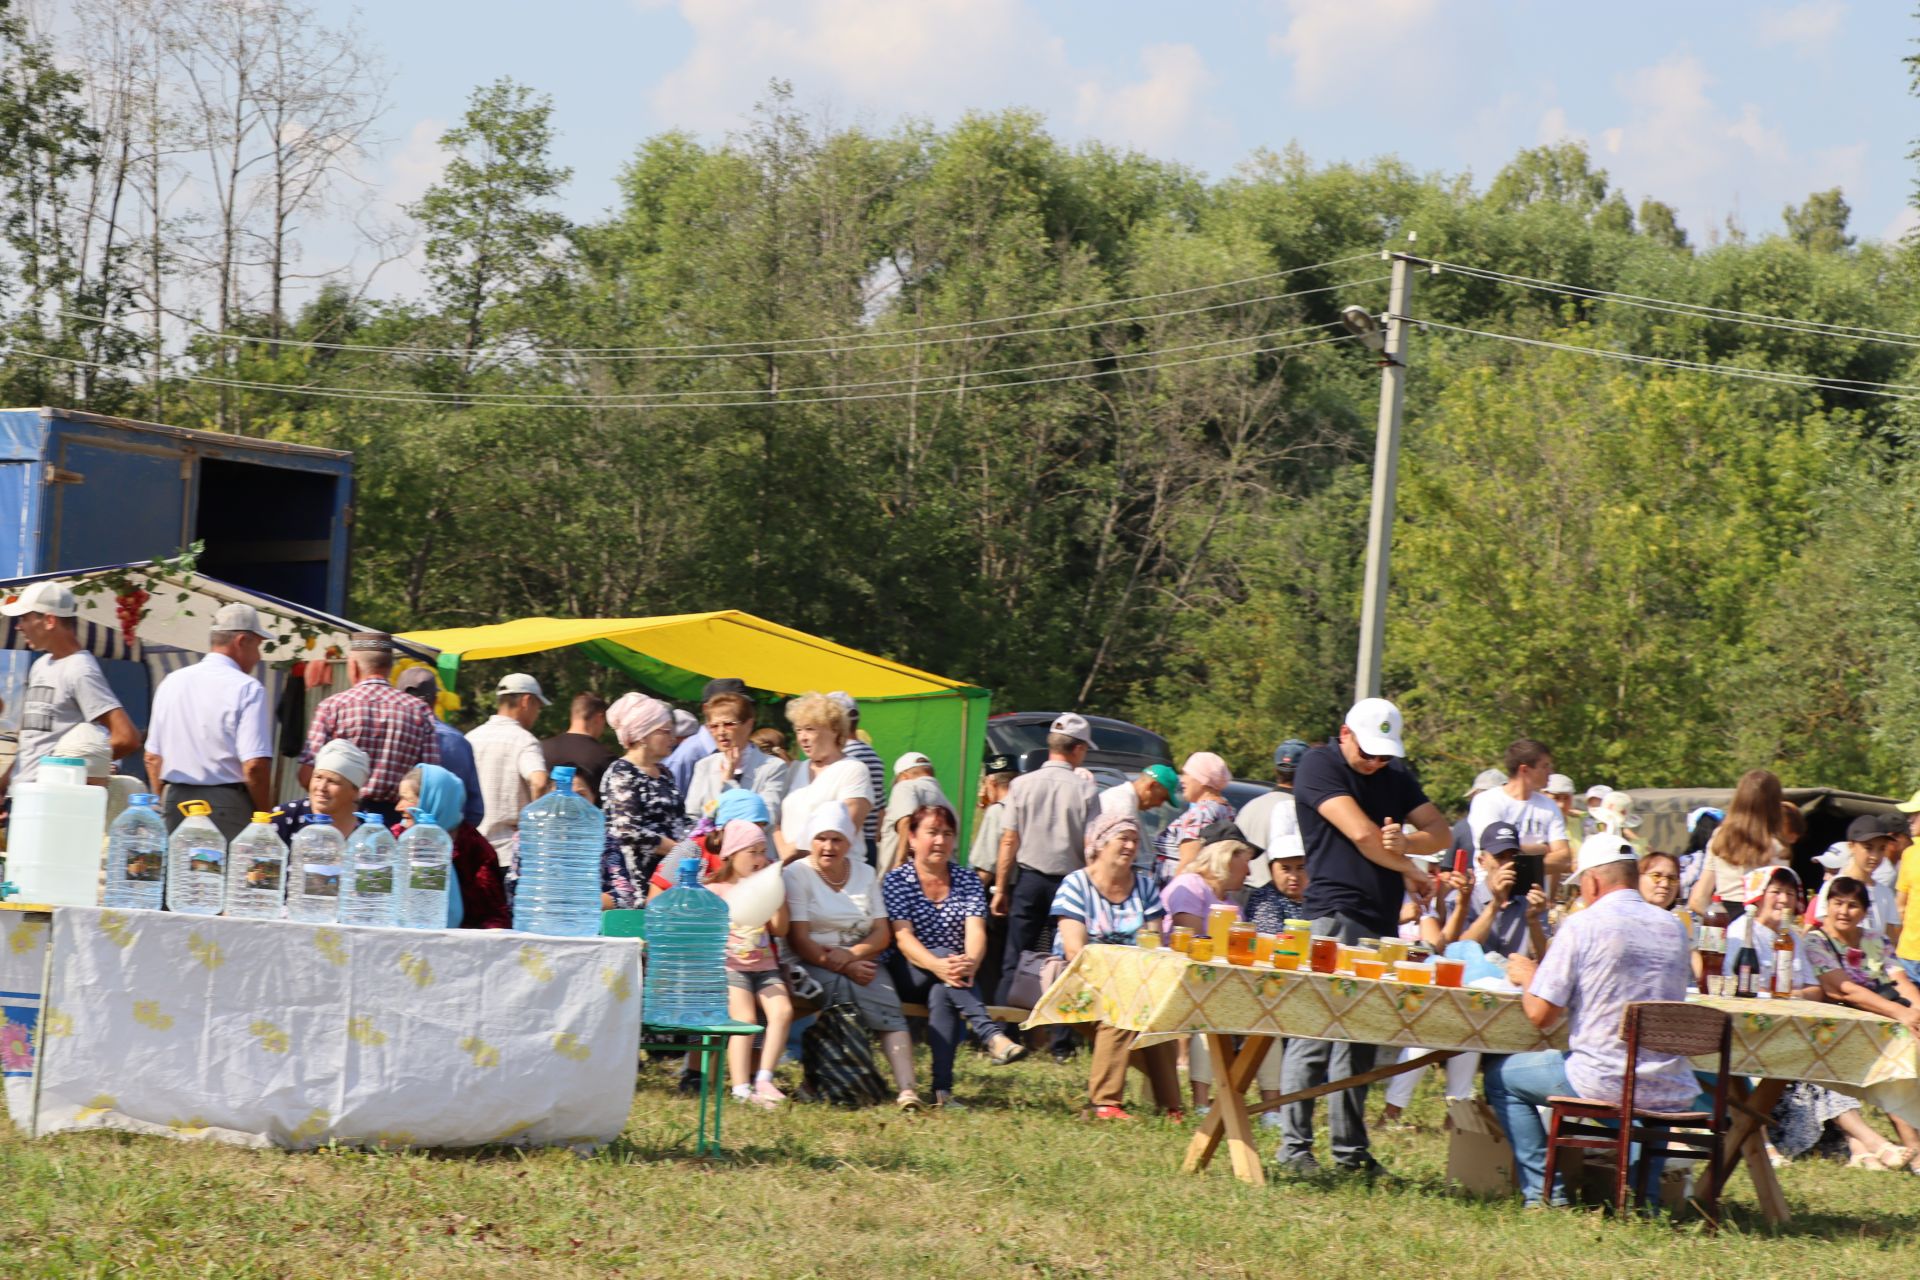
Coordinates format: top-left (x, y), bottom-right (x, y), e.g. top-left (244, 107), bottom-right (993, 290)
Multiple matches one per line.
top-left (3, 1044), bottom-right (1920, 1279)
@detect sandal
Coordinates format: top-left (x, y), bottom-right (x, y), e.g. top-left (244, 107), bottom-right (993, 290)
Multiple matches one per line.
top-left (1091, 1105), bottom-right (1135, 1121)
top-left (896, 1090), bottom-right (923, 1112)
top-left (1877, 1144), bottom-right (1915, 1170)
top-left (1848, 1151), bottom-right (1889, 1171)
top-left (988, 1039), bottom-right (1030, 1066)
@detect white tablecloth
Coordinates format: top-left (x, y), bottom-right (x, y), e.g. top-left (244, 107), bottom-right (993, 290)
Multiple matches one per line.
top-left (2, 907), bottom-right (641, 1150)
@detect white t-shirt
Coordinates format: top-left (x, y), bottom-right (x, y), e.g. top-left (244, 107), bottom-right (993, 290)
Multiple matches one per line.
top-left (1466, 787), bottom-right (1569, 854)
top-left (13, 650), bottom-right (121, 789)
top-left (465, 716), bottom-right (548, 847)
top-left (779, 756), bottom-right (874, 850)
top-left (783, 856), bottom-right (882, 947)
top-left (1236, 788), bottom-right (1299, 853)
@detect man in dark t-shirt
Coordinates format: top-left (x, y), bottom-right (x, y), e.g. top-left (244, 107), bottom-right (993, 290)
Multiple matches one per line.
top-left (1278, 696), bottom-right (1450, 1176)
top-left (541, 693), bottom-right (615, 803)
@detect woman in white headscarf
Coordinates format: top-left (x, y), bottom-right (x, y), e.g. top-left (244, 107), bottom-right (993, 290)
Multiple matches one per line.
top-left (271, 738), bottom-right (369, 844)
top-left (600, 693), bottom-right (688, 908)
top-left (782, 801), bottom-right (921, 1109)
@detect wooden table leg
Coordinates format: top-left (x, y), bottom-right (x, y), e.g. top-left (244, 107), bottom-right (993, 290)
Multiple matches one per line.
top-left (1182, 1034), bottom-right (1274, 1185)
top-left (1713, 1078), bottom-right (1789, 1225)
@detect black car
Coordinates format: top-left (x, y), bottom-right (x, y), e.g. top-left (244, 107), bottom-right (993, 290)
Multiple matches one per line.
top-left (985, 712), bottom-right (1173, 777)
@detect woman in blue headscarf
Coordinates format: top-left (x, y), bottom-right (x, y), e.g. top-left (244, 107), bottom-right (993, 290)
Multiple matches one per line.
top-left (396, 764), bottom-right (511, 929)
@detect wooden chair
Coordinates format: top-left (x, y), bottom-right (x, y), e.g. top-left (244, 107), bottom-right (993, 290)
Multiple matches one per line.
top-left (1541, 1001), bottom-right (1732, 1227)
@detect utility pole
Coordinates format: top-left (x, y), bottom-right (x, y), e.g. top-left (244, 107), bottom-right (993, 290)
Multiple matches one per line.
top-left (1353, 240), bottom-right (1417, 704)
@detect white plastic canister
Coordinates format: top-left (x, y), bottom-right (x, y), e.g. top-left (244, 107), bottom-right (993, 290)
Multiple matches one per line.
top-left (7, 754), bottom-right (108, 906)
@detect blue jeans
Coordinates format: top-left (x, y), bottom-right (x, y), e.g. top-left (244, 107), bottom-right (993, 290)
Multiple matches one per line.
top-left (1278, 911), bottom-right (1380, 1166)
top-left (1483, 1051), bottom-right (1677, 1207)
top-left (1897, 955), bottom-right (1920, 988)
top-left (888, 949), bottom-right (1004, 1093)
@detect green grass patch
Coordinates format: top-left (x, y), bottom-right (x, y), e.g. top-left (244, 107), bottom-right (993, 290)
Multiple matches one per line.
top-left (3, 1049), bottom-right (1919, 1278)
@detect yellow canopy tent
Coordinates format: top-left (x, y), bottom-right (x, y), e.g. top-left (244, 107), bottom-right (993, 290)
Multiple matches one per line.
top-left (398, 612), bottom-right (993, 850)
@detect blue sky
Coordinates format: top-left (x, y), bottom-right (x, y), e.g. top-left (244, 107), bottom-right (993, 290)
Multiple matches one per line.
top-left (306, 1), bottom-right (1920, 288)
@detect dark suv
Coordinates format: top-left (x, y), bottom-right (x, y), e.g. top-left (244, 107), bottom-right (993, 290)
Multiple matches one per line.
top-left (984, 712), bottom-right (1173, 777)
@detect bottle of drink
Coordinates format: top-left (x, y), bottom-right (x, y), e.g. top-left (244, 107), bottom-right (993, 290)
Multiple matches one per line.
top-left (102, 793), bottom-right (168, 910)
top-left (1697, 926), bottom-right (1725, 996)
top-left (1731, 931), bottom-right (1762, 998)
top-left (340, 816), bottom-right (401, 927)
top-left (398, 816), bottom-right (453, 929)
top-left (286, 814), bottom-right (345, 924)
top-left (166, 800), bottom-right (228, 915)
top-left (224, 811), bottom-right (289, 919)
top-left (643, 854), bottom-right (731, 1026)
top-left (513, 764), bottom-right (606, 936)
top-left (1770, 928), bottom-right (1796, 998)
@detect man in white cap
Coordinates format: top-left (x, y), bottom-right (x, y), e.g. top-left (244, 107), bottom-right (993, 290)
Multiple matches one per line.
top-left (1484, 833), bottom-right (1695, 1208)
top-left (466, 673), bottom-right (553, 853)
top-left (1453, 767), bottom-right (1507, 858)
top-left (878, 751), bottom-right (948, 873)
top-left (143, 601), bottom-right (276, 839)
top-left (1276, 697), bottom-right (1450, 1176)
top-left (300, 631), bottom-right (438, 821)
top-left (993, 713), bottom-right (1098, 1047)
top-left (1, 579), bottom-right (141, 792)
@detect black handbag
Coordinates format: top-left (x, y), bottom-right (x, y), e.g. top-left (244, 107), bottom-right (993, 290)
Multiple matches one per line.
top-left (1002, 948), bottom-right (1066, 1011)
top-left (801, 1002), bottom-right (891, 1108)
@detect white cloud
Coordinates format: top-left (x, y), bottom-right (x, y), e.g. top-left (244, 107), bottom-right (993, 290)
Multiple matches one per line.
top-left (385, 117), bottom-right (451, 211)
top-left (1754, 0), bottom-right (1847, 51)
top-left (1073, 43), bottom-right (1220, 155)
top-left (1266, 0), bottom-right (1442, 106)
top-left (1535, 54), bottom-right (1871, 241)
top-left (1883, 206), bottom-right (1920, 242)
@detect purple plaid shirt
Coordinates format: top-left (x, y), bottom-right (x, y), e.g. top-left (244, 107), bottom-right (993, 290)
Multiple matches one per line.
top-left (300, 678), bottom-right (440, 804)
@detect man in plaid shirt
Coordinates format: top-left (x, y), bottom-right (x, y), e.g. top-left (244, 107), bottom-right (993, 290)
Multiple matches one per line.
top-left (298, 633), bottom-right (438, 820)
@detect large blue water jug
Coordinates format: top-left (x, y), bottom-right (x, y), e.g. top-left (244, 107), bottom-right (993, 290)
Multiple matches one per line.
top-left (643, 855), bottom-right (731, 1026)
top-left (514, 764), bottom-right (605, 936)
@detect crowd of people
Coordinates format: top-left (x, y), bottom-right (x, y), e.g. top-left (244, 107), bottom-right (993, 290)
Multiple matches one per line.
top-left (7, 575), bottom-right (1920, 1204)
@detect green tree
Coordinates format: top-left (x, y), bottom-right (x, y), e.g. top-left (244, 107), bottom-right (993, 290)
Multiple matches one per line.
top-left (1783, 187), bottom-right (1855, 254)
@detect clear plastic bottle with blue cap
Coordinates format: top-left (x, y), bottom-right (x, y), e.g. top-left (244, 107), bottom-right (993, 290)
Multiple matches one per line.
top-left (398, 815), bottom-right (452, 929)
top-left (286, 813), bottom-right (345, 923)
top-left (102, 793), bottom-right (167, 911)
top-left (513, 764), bottom-right (605, 936)
top-left (167, 799), bottom-right (228, 915)
top-left (340, 815), bottom-right (400, 926)
top-left (643, 854), bottom-right (731, 1026)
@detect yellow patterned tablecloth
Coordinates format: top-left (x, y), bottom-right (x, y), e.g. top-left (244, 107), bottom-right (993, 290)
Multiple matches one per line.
top-left (1026, 946), bottom-right (1920, 1120)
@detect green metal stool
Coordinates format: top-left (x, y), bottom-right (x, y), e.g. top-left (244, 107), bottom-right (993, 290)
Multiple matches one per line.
top-left (603, 909), bottom-right (761, 1156)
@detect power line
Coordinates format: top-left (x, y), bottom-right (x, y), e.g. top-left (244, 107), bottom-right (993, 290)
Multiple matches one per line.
top-left (56, 252), bottom-right (1383, 361)
top-left (9, 331), bottom-right (1361, 411)
top-left (1412, 317), bottom-right (1920, 402)
top-left (1426, 259), bottom-right (1920, 350)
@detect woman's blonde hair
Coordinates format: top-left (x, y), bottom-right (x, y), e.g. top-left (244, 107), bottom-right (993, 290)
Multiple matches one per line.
top-left (1712, 769), bottom-right (1785, 870)
top-left (785, 692), bottom-right (849, 744)
top-left (1191, 839), bottom-right (1252, 884)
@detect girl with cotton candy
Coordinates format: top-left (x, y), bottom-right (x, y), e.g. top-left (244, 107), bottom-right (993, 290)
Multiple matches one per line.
top-left (691, 818), bottom-right (794, 1108)
top-left (598, 693), bottom-right (688, 909)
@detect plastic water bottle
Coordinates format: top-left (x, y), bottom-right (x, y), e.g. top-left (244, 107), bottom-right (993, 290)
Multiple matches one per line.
top-left (102, 793), bottom-right (168, 910)
top-left (513, 764), bottom-right (606, 936)
top-left (643, 855), bottom-right (731, 1026)
top-left (286, 814), bottom-right (345, 924)
top-left (166, 800), bottom-right (228, 915)
top-left (398, 816), bottom-right (452, 929)
top-left (339, 816), bottom-right (400, 927)
top-left (224, 811), bottom-right (288, 919)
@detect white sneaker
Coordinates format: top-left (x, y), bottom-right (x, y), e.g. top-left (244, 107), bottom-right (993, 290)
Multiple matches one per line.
top-left (1258, 1111), bottom-right (1284, 1129)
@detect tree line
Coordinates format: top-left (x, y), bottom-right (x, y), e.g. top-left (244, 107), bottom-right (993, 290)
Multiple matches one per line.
top-left (5, 0), bottom-right (1920, 801)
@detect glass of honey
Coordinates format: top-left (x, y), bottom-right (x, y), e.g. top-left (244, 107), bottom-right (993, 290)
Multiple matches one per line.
top-left (1227, 921), bottom-right (1258, 966)
top-left (1188, 935), bottom-right (1215, 963)
top-left (1432, 958), bottom-right (1465, 988)
top-left (1353, 957), bottom-right (1388, 981)
top-left (1169, 926), bottom-right (1193, 954)
top-left (1272, 949), bottom-right (1301, 972)
top-left (1254, 932), bottom-right (1280, 966)
top-left (1208, 903), bottom-right (1240, 948)
top-left (1309, 935), bottom-right (1339, 974)
top-left (1375, 939), bottom-right (1408, 965)
top-left (1395, 961), bottom-right (1434, 985)
top-left (1136, 927), bottom-right (1162, 949)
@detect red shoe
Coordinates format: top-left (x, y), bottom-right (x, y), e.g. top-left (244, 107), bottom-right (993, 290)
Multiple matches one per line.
top-left (1092, 1105), bottom-right (1136, 1121)
top-left (1163, 1108), bottom-right (1186, 1123)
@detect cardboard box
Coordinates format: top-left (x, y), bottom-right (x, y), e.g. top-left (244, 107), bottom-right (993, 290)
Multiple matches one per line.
top-left (1445, 1099), bottom-right (1518, 1196)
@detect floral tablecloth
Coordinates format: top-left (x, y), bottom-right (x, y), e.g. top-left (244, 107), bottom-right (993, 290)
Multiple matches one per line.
top-left (1027, 945), bottom-right (1920, 1121)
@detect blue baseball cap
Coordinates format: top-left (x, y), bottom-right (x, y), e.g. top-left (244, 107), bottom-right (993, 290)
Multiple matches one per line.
top-left (1273, 739), bottom-right (1310, 771)
top-left (713, 789), bottom-right (771, 827)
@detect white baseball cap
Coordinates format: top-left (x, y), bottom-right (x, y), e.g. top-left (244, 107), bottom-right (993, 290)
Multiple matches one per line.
top-left (1463, 768), bottom-right (1507, 799)
top-left (495, 673), bottom-right (549, 705)
top-left (1049, 712), bottom-right (1095, 746)
top-left (1343, 697), bottom-right (1405, 758)
top-left (1, 579), bottom-right (77, 618)
top-left (1584, 784), bottom-right (1613, 806)
top-left (1574, 832), bottom-right (1637, 875)
top-left (212, 601), bottom-right (273, 639)
top-left (1545, 773), bottom-right (1576, 797)
top-left (672, 709), bottom-right (700, 740)
top-left (893, 751), bottom-right (934, 775)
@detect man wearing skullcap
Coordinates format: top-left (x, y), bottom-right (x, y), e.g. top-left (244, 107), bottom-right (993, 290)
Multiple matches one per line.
top-left (298, 632), bottom-right (438, 823)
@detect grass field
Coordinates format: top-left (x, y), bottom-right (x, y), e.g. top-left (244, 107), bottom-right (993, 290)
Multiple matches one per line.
top-left (4, 1045), bottom-right (1920, 1279)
